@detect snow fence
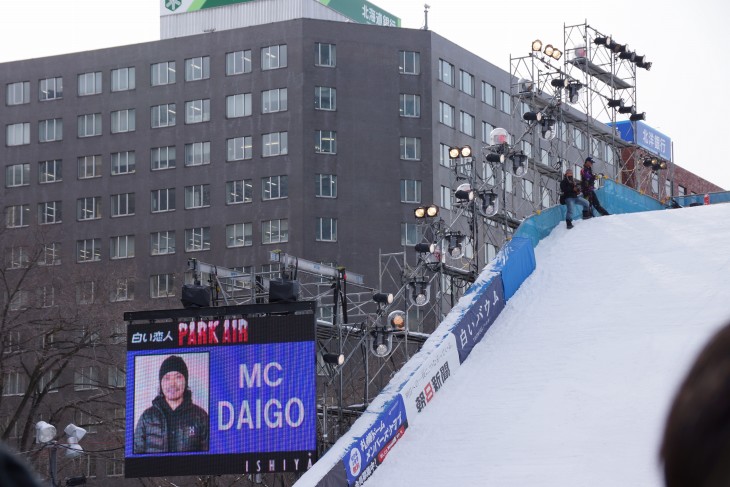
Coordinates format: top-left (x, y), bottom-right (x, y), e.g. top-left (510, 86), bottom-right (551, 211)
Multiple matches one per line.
top-left (295, 237), bottom-right (535, 487)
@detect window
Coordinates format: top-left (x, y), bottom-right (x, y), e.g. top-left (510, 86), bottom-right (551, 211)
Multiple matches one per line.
top-left (523, 179), bottom-right (534, 202)
top-left (111, 193), bottom-right (135, 217)
top-left (78, 113), bottom-right (102, 137)
top-left (6, 163), bottom-right (29, 187)
top-left (460, 70), bottom-right (475, 96)
top-left (226, 179), bottom-right (253, 204)
top-left (665, 179), bottom-right (672, 196)
top-left (111, 67), bottom-right (135, 92)
top-left (185, 56), bottom-right (210, 81)
top-left (151, 103), bottom-right (176, 128)
top-left (605, 144), bottom-right (615, 166)
top-left (38, 118), bottom-right (63, 143)
top-left (316, 217), bottom-right (337, 242)
top-left (40, 243), bottom-right (61, 266)
top-left (262, 175), bottom-right (288, 200)
top-left (39, 77), bottom-right (63, 101)
top-left (315, 174), bottom-right (337, 198)
top-left (438, 59), bottom-right (454, 86)
top-left (541, 186), bottom-right (552, 209)
top-left (151, 61), bottom-right (176, 86)
top-left (7, 81), bottom-right (30, 105)
top-left (110, 235), bottom-right (135, 259)
top-left (315, 130), bottom-right (336, 154)
top-left (111, 151), bottom-right (136, 175)
top-left (482, 121), bottom-right (495, 144)
top-left (399, 50), bottom-right (420, 75)
top-left (5, 205), bottom-right (29, 228)
top-left (74, 366), bottom-right (100, 391)
top-left (505, 172), bottom-right (513, 193)
top-left (262, 219), bottom-right (288, 244)
top-left (106, 452), bottom-right (125, 477)
top-left (400, 180), bottom-right (421, 203)
top-left (500, 91), bottom-right (511, 113)
top-left (77, 197), bottom-right (101, 220)
top-left (261, 44), bottom-right (287, 70)
top-left (77, 239), bottom-right (101, 263)
top-left (574, 127), bottom-right (585, 150)
top-left (315, 87), bottom-right (336, 111)
top-left (401, 223), bottom-right (421, 246)
top-left (184, 185), bottom-right (210, 209)
top-left (439, 101), bottom-right (454, 127)
top-left (262, 132), bottom-right (288, 157)
top-left (540, 148), bottom-right (550, 167)
top-left (9, 290), bottom-right (30, 311)
top-left (6, 246), bottom-right (29, 269)
top-left (226, 93), bottom-right (252, 118)
top-left (38, 201), bottom-right (62, 225)
top-left (185, 227), bottom-right (210, 252)
top-left (110, 277), bottom-right (134, 302)
top-left (400, 137), bottom-right (421, 160)
top-left (151, 188), bottom-right (175, 213)
top-left (185, 99), bottom-right (210, 124)
top-left (315, 43), bottom-right (336, 67)
top-left (652, 173), bottom-right (659, 194)
top-left (460, 111), bottom-right (475, 136)
top-left (440, 185), bottom-right (452, 210)
top-left (78, 155), bottom-right (102, 179)
top-left (226, 50), bottom-right (252, 75)
top-left (262, 88), bottom-right (287, 113)
top-left (399, 94), bottom-right (420, 117)
top-left (108, 366), bottom-right (126, 388)
top-left (227, 136), bottom-right (253, 161)
top-left (678, 185), bottom-right (686, 196)
top-left (151, 146), bottom-right (176, 170)
top-left (150, 231), bottom-right (175, 255)
top-left (39, 160), bottom-right (62, 183)
top-left (111, 109), bottom-right (135, 133)
top-left (439, 143), bottom-right (451, 167)
top-left (226, 223), bottom-right (253, 247)
top-left (522, 140), bottom-right (533, 158)
top-left (150, 273), bottom-right (175, 298)
top-left (6, 122), bottom-right (30, 146)
top-left (38, 368), bottom-right (59, 392)
top-left (2, 372), bottom-right (27, 396)
top-left (78, 72), bottom-right (102, 96)
top-left (185, 141), bottom-right (210, 166)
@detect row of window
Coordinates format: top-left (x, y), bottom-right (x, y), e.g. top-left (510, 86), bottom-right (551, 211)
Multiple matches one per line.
top-left (436, 57), bottom-right (511, 114)
top-left (4, 43), bottom-right (338, 106)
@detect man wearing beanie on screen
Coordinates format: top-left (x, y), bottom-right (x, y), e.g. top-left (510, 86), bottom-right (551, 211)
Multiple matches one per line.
top-left (134, 355), bottom-right (209, 453)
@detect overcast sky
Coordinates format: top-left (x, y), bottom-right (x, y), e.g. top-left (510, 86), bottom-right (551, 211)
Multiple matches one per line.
top-left (2, 0), bottom-right (728, 188)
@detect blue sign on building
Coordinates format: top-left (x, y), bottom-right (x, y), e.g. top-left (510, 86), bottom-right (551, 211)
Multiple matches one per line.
top-left (609, 120), bottom-right (672, 161)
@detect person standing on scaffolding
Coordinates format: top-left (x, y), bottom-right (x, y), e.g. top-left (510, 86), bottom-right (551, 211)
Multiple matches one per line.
top-left (580, 157), bottom-right (610, 217)
top-left (560, 168), bottom-right (590, 230)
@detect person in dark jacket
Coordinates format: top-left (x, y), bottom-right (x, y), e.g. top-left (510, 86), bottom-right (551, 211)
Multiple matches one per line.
top-left (134, 355), bottom-right (209, 453)
top-left (580, 157), bottom-right (609, 217)
top-left (560, 168), bottom-right (590, 229)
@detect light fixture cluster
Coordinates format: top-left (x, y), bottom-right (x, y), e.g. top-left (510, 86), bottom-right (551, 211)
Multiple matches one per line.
top-left (448, 145), bottom-right (472, 159)
top-left (642, 157), bottom-right (667, 172)
top-left (608, 98), bottom-right (646, 121)
top-left (594, 35), bottom-right (651, 70)
top-left (522, 110), bottom-right (556, 140)
top-left (548, 77), bottom-right (581, 105)
top-left (531, 39), bottom-right (562, 60)
top-left (414, 204), bottom-right (439, 219)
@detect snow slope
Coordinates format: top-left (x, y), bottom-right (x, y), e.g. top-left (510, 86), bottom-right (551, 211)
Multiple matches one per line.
top-left (365, 204), bottom-right (730, 486)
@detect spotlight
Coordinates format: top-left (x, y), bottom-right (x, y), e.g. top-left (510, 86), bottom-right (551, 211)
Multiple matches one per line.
top-left (323, 353), bottom-right (345, 365)
top-left (659, 161), bottom-right (667, 170)
top-left (478, 191), bottom-right (499, 217)
top-left (551, 48), bottom-right (562, 60)
top-left (618, 105), bottom-right (634, 114)
top-left (414, 242), bottom-right (436, 253)
top-left (523, 111), bottom-right (543, 122)
top-left (373, 292), bottom-right (393, 305)
top-left (594, 35), bottom-right (611, 46)
top-left (449, 146), bottom-right (472, 159)
top-left (486, 153), bottom-right (505, 164)
top-left (637, 59), bottom-right (652, 70)
top-left (446, 233), bottom-right (465, 259)
top-left (567, 82), bottom-right (582, 104)
top-left (388, 310), bottom-right (406, 330)
top-left (543, 44), bottom-right (555, 57)
top-left (643, 157), bottom-right (655, 168)
top-left (532, 39), bottom-right (543, 52)
top-left (629, 112), bottom-right (646, 122)
top-left (414, 204), bottom-right (439, 219)
top-left (550, 78), bottom-right (568, 89)
top-left (448, 147), bottom-right (460, 159)
top-left (510, 153), bottom-right (528, 178)
top-left (619, 50), bottom-right (636, 61)
top-left (612, 43), bottom-right (628, 54)
top-left (633, 54), bottom-right (646, 64)
top-left (408, 280), bottom-right (430, 307)
top-left (607, 98), bottom-right (624, 108)
top-left (370, 328), bottom-right (392, 357)
top-left (540, 118), bottom-right (556, 140)
top-left (454, 183), bottom-right (475, 202)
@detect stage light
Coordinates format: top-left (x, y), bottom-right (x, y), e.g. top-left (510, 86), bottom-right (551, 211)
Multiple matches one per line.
top-left (607, 98), bottom-right (624, 108)
top-left (550, 78), bottom-right (568, 89)
top-left (478, 191), bottom-right (499, 217)
top-left (659, 161), bottom-right (667, 170)
top-left (486, 153), bottom-right (505, 163)
top-left (629, 112), bottom-right (646, 121)
top-left (618, 105), bottom-right (634, 114)
top-left (373, 292), bottom-right (393, 304)
top-left (388, 310), bottom-right (406, 330)
top-left (633, 54), bottom-right (646, 64)
top-left (454, 183), bottom-right (475, 202)
top-left (408, 280), bottom-right (430, 307)
top-left (543, 44), bottom-right (555, 57)
top-left (532, 39), bottom-right (543, 52)
top-left (489, 127), bottom-right (510, 146)
top-left (510, 153), bottom-right (528, 178)
top-left (523, 111), bottom-right (543, 122)
top-left (567, 82), bottom-right (582, 104)
top-left (594, 35), bottom-right (611, 46)
top-left (449, 146), bottom-right (472, 159)
top-left (446, 233), bottom-right (465, 259)
top-left (551, 48), bottom-right (562, 60)
top-left (448, 147), bottom-right (460, 159)
top-left (619, 50), bottom-right (636, 61)
top-left (612, 43), bottom-right (628, 54)
top-left (323, 353), bottom-right (345, 365)
top-left (540, 118), bottom-right (556, 140)
top-left (643, 157), bottom-right (655, 168)
top-left (414, 242), bottom-right (436, 253)
top-left (370, 329), bottom-right (392, 357)
top-left (414, 204), bottom-right (439, 219)
top-left (65, 424), bottom-right (87, 442)
top-left (636, 59), bottom-right (652, 70)
top-left (36, 421), bottom-right (57, 444)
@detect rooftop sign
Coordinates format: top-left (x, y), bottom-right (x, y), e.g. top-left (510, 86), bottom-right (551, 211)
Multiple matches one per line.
top-left (610, 120), bottom-right (672, 161)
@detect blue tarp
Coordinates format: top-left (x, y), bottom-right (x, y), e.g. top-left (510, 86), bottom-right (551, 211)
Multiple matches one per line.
top-left (490, 237), bottom-right (535, 301)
